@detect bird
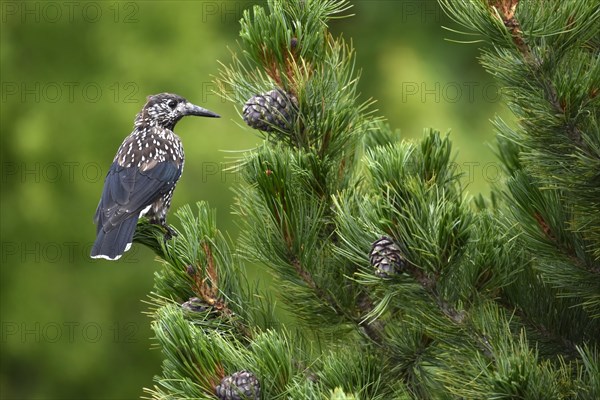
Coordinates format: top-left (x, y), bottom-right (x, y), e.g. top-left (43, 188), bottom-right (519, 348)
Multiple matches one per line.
top-left (91, 93), bottom-right (220, 260)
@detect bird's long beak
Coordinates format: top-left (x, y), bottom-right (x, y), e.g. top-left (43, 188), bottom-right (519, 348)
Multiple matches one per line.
top-left (184, 102), bottom-right (220, 118)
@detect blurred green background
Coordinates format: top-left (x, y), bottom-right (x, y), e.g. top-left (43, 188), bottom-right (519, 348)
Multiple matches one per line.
top-left (0, 1), bottom-right (508, 399)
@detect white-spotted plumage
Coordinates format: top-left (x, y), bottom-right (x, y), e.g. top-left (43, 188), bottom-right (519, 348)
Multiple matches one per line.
top-left (91, 93), bottom-right (219, 261)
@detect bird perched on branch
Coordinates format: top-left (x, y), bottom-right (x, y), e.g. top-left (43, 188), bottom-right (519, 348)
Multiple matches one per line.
top-left (91, 93), bottom-right (219, 260)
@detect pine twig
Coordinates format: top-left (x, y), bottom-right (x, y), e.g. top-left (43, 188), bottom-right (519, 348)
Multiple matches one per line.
top-left (488, 0), bottom-right (584, 146)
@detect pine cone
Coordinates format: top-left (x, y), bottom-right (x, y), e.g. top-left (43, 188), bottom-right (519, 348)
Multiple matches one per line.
top-left (186, 264), bottom-right (196, 277)
top-left (181, 297), bottom-right (210, 313)
top-left (369, 236), bottom-right (406, 278)
top-left (242, 89), bottom-right (298, 132)
top-left (215, 370), bottom-right (260, 400)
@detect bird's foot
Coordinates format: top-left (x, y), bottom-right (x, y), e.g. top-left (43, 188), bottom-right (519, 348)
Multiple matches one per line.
top-left (150, 219), bottom-right (178, 242)
top-left (162, 225), bottom-right (178, 242)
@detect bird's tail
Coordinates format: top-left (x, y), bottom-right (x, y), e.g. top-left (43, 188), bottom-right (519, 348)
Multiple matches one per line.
top-left (90, 217), bottom-right (138, 260)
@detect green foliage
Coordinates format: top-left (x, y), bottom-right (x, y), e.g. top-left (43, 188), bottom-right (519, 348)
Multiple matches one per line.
top-left (328, 388), bottom-right (357, 400)
top-left (442, 0), bottom-right (600, 319)
top-left (218, 0), bottom-right (374, 159)
top-left (234, 144), bottom-right (354, 329)
top-left (442, 0), bottom-right (600, 259)
top-left (141, 0), bottom-right (599, 398)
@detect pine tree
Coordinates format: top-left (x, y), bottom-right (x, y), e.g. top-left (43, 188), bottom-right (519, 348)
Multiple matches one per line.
top-left (137, 1), bottom-right (599, 398)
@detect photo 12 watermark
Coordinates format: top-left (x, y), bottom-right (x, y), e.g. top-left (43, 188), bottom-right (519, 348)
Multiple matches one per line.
top-left (1, 160), bottom-right (244, 185)
top-left (397, 0), bottom-right (441, 23)
top-left (1, 321), bottom-right (140, 344)
top-left (1, 161), bottom-right (104, 184)
top-left (1, 2), bottom-right (139, 24)
top-left (1, 81), bottom-right (141, 104)
top-left (397, 160), bottom-right (504, 185)
top-left (197, 82), bottom-right (230, 104)
top-left (200, 1), bottom-right (246, 23)
top-left (401, 81), bottom-right (502, 104)
top-left (1, 241), bottom-right (141, 264)
top-left (197, 161), bottom-right (244, 184)
top-left (452, 161), bottom-right (503, 185)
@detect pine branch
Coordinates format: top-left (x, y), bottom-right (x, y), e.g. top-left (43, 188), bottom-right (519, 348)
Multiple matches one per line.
top-left (218, 0), bottom-right (381, 342)
top-left (441, 0), bottom-right (600, 323)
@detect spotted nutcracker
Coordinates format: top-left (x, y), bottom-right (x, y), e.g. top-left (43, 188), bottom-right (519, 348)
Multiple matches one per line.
top-left (91, 93), bottom-right (219, 260)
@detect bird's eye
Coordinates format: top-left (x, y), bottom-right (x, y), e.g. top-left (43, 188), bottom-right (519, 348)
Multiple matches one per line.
top-left (167, 100), bottom-right (177, 109)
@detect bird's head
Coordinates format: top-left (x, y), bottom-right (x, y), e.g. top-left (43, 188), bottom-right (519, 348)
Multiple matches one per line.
top-left (135, 93), bottom-right (220, 130)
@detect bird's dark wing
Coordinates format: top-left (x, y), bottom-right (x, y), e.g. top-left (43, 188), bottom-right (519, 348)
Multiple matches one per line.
top-left (94, 161), bottom-right (181, 233)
